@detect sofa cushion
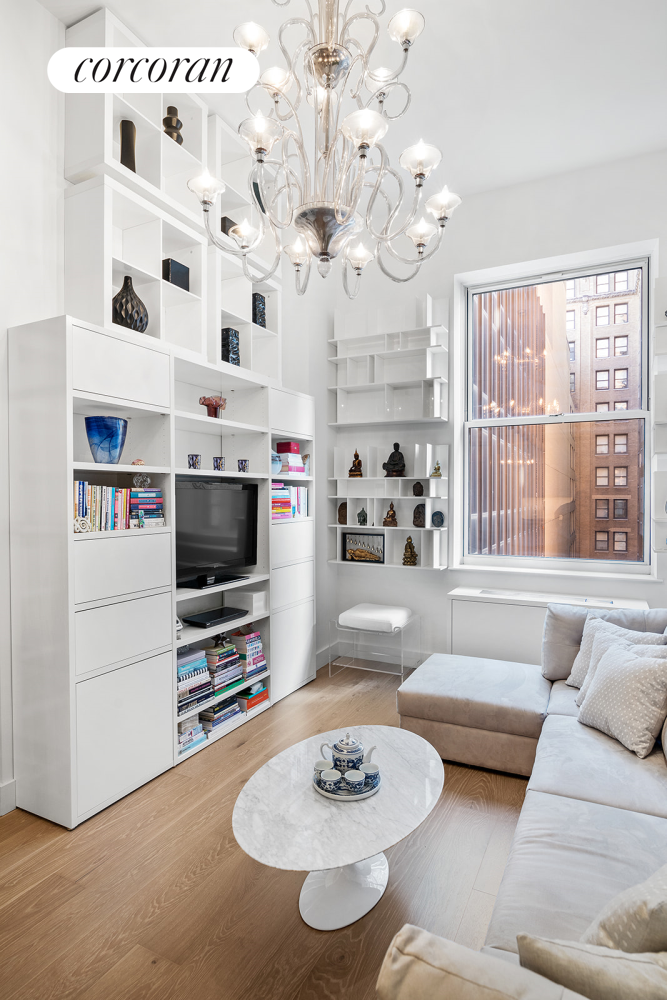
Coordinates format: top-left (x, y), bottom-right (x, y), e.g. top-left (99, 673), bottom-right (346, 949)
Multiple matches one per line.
top-left (576, 633), bottom-right (667, 708)
top-left (541, 604), bottom-right (667, 682)
top-left (581, 862), bottom-right (667, 952)
top-left (528, 716), bottom-right (667, 819)
top-left (567, 617), bottom-right (667, 690)
top-left (396, 654), bottom-right (551, 739)
top-left (517, 935), bottom-right (667, 1000)
top-left (400, 716), bottom-right (538, 776)
top-left (376, 924), bottom-right (588, 1000)
top-left (484, 790), bottom-right (667, 954)
top-left (547, 680), bottom-right (580, 717)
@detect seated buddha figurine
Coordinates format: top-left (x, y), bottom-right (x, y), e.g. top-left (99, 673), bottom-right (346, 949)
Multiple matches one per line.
top-left (348, 449), bottom-right (363, 477)
top-left (383, 502), bottom-right (398, 527)
top-left (383, 442), bottom-right (406, 478)
top-left (403, 535), bottom-right (418, 566)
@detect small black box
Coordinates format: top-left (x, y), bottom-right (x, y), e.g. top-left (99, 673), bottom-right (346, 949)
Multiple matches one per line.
top-left (252, 292), bottom-right (266, 328)
top-left (162, 258), bottom-right (189, 292)
top-left (220, 216), bottom-right (237, 236)
top-left (221, 327), bottom-right (240, 366)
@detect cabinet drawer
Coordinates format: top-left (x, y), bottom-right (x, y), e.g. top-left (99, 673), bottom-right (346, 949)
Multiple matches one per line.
top-left (271, 560), bottom-right (314, 611)
top-left (76, 651), bottom-right (173, 817)
top-left (75, 592), bottom-right (172, 675)
top-left (270, 600), bottom-right (315, 703)
top-left (270, 387), bottom-right (314, 436)
top-left (74, 532), bottom-right (172, 604)
top-left (72, 326), bottom-right (170, 408)
top-left (271, 519), bottom-right (314, 568)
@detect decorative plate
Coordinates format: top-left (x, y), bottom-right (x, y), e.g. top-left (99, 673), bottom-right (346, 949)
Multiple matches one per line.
top-left (312, 774), bottom-right (381, 801)
top-left (431, 510), bottom-right (445, 527)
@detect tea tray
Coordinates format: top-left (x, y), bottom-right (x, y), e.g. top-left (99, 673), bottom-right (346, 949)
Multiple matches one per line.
top-left (313, 774), bottom-right (381, 801)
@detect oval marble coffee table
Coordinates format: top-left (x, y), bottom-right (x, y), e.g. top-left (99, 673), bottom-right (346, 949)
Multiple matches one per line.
top-left (232, 725), bottom-right (444, 931)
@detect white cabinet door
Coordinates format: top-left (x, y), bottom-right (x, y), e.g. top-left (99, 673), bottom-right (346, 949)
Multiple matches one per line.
top-left (72, 326), bottom-right (170, 408)
top-left (270, 600), bottom-right (315, 703)
top-left (271, 519), bottom-right (314, 569)
top-left (76, 651), bottom-right (173, 818)
top-left (75, 592), bottom-right (172, 675)
top-left (271, 560), bottom-right (314, 611)
top-left (270, 387), bottom-right (314, 436)
top-left (74, 532), bottom-right (172, 604)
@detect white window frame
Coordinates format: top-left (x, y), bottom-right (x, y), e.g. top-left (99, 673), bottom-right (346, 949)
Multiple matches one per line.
top-left (451, 241), bottom-right (655, 578)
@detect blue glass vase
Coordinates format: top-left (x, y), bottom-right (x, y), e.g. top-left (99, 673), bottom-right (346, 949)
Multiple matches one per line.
top-left (84, 416), bottom-right (128, 464)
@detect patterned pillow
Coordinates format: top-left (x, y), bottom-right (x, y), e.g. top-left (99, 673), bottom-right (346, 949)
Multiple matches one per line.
top-left (581, 863), bottom-right (667, 952)
top-left (574, 633), bottom-right (667, 708)
top-left (578, 644), bottom-right (667, 757)
top-left (566, 617), bottom-right (667, 690)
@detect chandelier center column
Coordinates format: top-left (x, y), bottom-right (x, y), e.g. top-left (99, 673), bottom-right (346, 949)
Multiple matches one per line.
top-left (318, 0), bottom-right (340, 44)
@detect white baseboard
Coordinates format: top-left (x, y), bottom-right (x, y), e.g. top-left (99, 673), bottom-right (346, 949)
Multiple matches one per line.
top-left (0, 779), bottom-right (16, 815)
top-left (316, 647), bottom-right (330, 670)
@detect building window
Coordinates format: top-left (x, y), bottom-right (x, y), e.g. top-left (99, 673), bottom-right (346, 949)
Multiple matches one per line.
top-left (596, 338), bottom-right (610, 358)
top-left (615, 467), bottom-right (628, 486)
top-left (568, 341), bottom-right (576, 361)
top-left (614, 499), bottom-right (628, 519)
top-left (595, 531), bottom-right (609, 551)
top-left (596, 274), bottom-right (610, 294)
top-left (596, 402), bottom-right (609, 412)
top-left (614, 335), bottom-right (628, 355)
top-left (596, 435), bottom-right (609, 454)
top-left (596, 370), bottom-right (610, 390)
top-left (614, 434), bottom-right (628, 454)
top-left (615, 401), bottom-right (628, 410)
top-left (596, 305), bottom-right (610, 326)
top-left (566, 310), bottom-right (576, 331)
top-left (566, 279), bottom-right (575, 298)
top-left (614, 369), bottom-right (629, 389)
top-left (596, 467), bottom-right (609, 486)
top-left (570, 372), bottom-right (575, 393)
top-left (596, 499), bottom-right (609, 519)
top-left (613, 532), bottom-right (628, 552)
top-left (614, 303), bottom-right (628, 324)
top-left (615, 272), bottom-right (628, 291)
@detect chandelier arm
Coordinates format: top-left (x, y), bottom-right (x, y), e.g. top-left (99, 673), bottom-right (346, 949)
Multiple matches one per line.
top-left (294, 258), bottom-right (312, 296)
top-left (364, 80), bottom-right (411, 120)
top-left (376, 243), bottom-right (422, 283)
top-left (272, 0), bottom-right (315, 15)
top-left (340, 14), bottom-right (380, 66)
top-left (278, 17), bottom-right (316, 112)
top-left (366, 46), bottom-right (410, 88)
top-left (343, 0), bottom-right (386, 20)
top-left (242, 248), bottom-right (282, 283)
top-left (383, 223), bottom-right (445, 266)
top-left (202, 205), bottom-right (257, 258)
top-left (342, 259), bottom-right (363, 300)
top-left (364, 150), bottom-right (418, 243)
top-left (333, 147), bottom-right (367, 224)
top-left (253, 159), bottom-right (305, 230)
top-left (327, 52), bottom-right (367, 144)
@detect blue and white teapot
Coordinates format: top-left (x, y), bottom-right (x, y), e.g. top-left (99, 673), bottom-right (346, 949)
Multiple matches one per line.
top-left (320, 732), bottom-right (376, 773)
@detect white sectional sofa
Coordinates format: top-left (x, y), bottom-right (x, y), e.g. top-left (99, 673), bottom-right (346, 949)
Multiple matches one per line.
top-left (381, 603), bottom-right (667, 994)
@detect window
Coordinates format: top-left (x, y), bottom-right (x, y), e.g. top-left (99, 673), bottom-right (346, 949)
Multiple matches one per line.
top-left (595, 531), bottom-right (609, 551)
top-left (615, 467), bottom-right (628, 486)
top-left (614, 335), bottom-right (628, 355)
top-left (596, 305), bottom-right (610, 325)
top-left (615, 369), bottom-right (629, 389)
top-left (467, 262), bottom-right (646, 565)
top-left (566, 279), bottom-right (575, 298)
top-left (596, 274), bottom-right (610, 294)
top-left (615, 272), bottom-right (628, 291)
top-left (614, 532), bottom-right (628, 552)
top-left (614, 499), bottom-right (628, 519)
top-left (615, 401), bottom-right (628, 410)
top-left (596, 499), bottom-right (609, 519)
top-left (614, 303), bottom-right (628, 324)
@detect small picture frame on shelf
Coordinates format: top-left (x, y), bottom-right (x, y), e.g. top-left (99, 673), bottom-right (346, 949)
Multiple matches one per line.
top-left (342, 532), bottom-right (385, 564)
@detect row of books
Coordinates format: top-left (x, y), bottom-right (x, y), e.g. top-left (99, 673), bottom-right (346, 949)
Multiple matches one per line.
top-left (177, 682), bottom-right (269, 754)
top-left (73, 482), bottom-right (165, 531)
top-left (176, 627), bottom-right (267, 726)
top-left (276, 441), bottom-right (307, 475)
top-left (272, 483), bottom-right (308, 520)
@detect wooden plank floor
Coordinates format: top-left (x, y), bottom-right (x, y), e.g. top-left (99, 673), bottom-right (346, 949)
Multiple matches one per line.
top-left (0, 667), bottom-right (527, 1000)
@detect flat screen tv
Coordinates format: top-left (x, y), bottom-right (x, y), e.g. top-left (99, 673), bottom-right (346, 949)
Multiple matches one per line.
top-left (175, 477), bottom-right (258, 587)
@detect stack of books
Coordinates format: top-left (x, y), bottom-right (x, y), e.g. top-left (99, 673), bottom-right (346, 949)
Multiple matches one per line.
top-left (177, 718), bottom-right (207, 755)
top-left (237, 682), bottom-right (269, 713)
top-left (176, 649), bottom-right (213, 717)
top-left (205, 642), bottom-right (244, 697)
top-left (73, 482), bottom-right (132, 531)
top-left (271, 483), bottom-right (308, 520)
top-left (276, 441), bottom-right (306, 475)
top-left (231, 629), bottom-right (267, 679)
top-left (200, 694), bottom-right (242, 733)
top-left (130, 488), bottom-right (165, 528)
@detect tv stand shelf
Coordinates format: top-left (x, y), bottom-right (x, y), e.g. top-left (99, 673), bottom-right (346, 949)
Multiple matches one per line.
top-left (177, 669), bottom-right (270, 721)
top-left (175, 572), bottom-right (270, 602)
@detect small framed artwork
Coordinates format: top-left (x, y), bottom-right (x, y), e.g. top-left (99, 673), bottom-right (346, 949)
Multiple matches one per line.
top-left (342, 532), bottom-right (385, 564)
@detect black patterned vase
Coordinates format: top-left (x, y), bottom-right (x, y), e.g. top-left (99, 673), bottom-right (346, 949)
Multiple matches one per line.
top-left (112, 276), bottom-right (149, 332)
top-left (252, 292), bottom-right (266, 328)
top-left (221, 327), bottom-right (240, 366)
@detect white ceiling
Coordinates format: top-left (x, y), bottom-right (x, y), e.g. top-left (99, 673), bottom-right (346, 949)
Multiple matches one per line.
top-left (39, 0), bottom-right (667, 196)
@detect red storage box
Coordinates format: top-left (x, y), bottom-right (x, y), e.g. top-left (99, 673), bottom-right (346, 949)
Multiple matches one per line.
top-left (276, 441), bottom-right (300, 454)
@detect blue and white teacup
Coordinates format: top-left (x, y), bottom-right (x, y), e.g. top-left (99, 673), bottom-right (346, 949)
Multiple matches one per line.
top-left (343, 769), bottom-right (365, 793)
top-left (360, 762), bottom-right (380, 789)
top-left (320, 768), bottom-right (341, 792)
top-left (314, 760), bottom-right (331, 782)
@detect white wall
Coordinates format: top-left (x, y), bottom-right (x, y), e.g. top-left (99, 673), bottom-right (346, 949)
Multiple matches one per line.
top-left (282, 147), bottom-right (667, 663)
top-left (0, 0), bottom-right (64, 812)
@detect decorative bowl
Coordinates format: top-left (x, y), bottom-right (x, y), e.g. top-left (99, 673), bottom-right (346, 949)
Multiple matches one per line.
top-left (84, 416), bottom-right (128, 464)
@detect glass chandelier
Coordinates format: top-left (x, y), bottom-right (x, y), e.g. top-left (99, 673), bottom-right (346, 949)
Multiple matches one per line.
top-left (188, 0), bottom-right (461, 299)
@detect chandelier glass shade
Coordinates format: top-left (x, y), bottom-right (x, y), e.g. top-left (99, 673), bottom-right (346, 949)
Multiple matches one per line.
top-left (188, 0), bottom-right (461, 299)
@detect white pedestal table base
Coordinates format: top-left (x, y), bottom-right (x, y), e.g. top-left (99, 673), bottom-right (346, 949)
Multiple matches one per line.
top-left (298, 852), bottom-right (389, 930)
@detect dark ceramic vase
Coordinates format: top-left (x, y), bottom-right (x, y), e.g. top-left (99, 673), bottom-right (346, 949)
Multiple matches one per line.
top-left (221, 327), bottom-right (240, 366)
top-left (252, 292), bottom-right (266, 328)
top-left (112, 276), bottom-right (149, 332)
top-left (120, 119), bottom-right (136, 172)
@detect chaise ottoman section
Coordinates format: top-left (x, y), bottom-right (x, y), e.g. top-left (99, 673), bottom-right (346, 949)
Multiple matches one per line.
top-left (397, 653), bottom-right (551, 776)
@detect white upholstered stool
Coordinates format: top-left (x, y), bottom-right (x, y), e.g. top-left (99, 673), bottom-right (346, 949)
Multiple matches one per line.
top-left (329, 603), bottom-right (421, 681)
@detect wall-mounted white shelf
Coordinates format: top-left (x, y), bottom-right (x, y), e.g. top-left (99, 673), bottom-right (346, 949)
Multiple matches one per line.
top-left (72, 462), bottom-right (170, 474)
top-left (174, 468), bottom-right (269, 479)
top-left (175, 573), bottom-right (270, 602)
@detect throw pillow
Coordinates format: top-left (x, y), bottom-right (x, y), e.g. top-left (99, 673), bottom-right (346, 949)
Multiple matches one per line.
top-left (581, 863), bottom-right (667, 952)
top-left (575, 634), bottom-right (667, 708)
top-left (377, 925), bottom-right (588, 1000)
top-left (517, 934), bottom-right (667, 1000)
top-left (578, 644), bottom-right (667, 757)
top-left (566, 617), bottom-right (667, 689)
